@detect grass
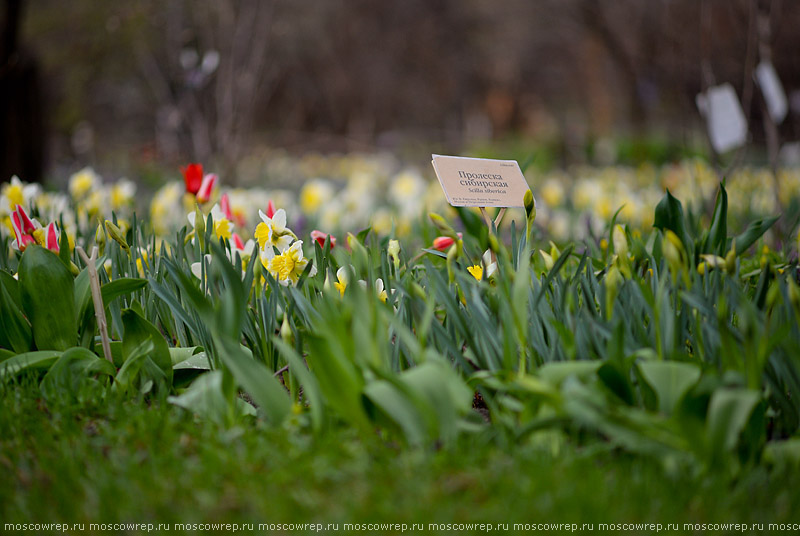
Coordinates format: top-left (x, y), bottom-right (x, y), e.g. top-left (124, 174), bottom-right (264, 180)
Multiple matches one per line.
top-left (1, 379), bottom-right (798, 535)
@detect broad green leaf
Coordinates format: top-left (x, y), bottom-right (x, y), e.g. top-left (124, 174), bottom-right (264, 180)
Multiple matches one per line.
top-left (0, 270), bottom-right (21, 308)
top-left (304, 332), bottom-right (370, 431)
top-left (115, 339), bottom-right (158, 393)
top-left (706, 388), bottom-right (760, 455)
top-left (122, 308), bottom-right (173, 387)
top-left (40, 346), bottom-right (115, 401)
top-left (365, 359), bottom-right (472, 445)
top-left (653, 189), bottom-right (689, 250)
top-left (732, 216), bottom-right (780, 254)
top-left (0, 275), bottom-right (32, 353)
top-left (538, 361), bottom-right (601, 386)
top-left (704, 182), bottom-right (727, 255)
top-left (172, 353), bottom-right (212, 370)
top-left (215, 335), bottom-right (291, 426)
top-left (273, 337), bottom-right (324, 433)
top-left (763, 438), bottom-right (800, 470)
top-left (168, 346), bottom-right (204, 366)
top-left (399, 359), bottom-right (472, 443)
top-left (363, 379), bottom-right (428, 445)
top-left (18, 245), bottom-right (76, 351)
top-left (0, 350), bottom-right (62, 381)
top-left (598, 362), bottom-right (635, 405)
top-left (169, 370), bottom-right (256, 424)
top-left (638, 361), bottom-right (701, 414)
top-left (101, 277), bottom-right (148, 307)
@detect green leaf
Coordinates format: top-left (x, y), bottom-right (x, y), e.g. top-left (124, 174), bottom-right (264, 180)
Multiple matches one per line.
top-left (304, 331), bottom-right (370, 431)
top-left (364, 379), bottom-right (428, 445)
top-left (0, 350), bottom-right (62, 381)
top-left (215, 335), bottom-right (291, 426)
top-left (172, 353), bottom-right (212, 371)
top-left (653, 189), bottom-right (689, 250)
top-left (169, 370), bottom-right (256, 424)
top-left (638, 361), bottom-right (701, 414)
top-left (168, 346), bottom-right (205, 367)
top-left (704, 182), bottom-right (727, 255)
top-left (598, 362), bottom-right (635, 405)
top-left (706, 388), bottom-right (760, 456)
top-left (18, 245), bottom-right (76, 351)
top-left (122, 308), bottom-right (173, 388)
top-left (40, 346), bottom-right (115, 401)
top-left (0, 275), bottom-right (32, 353)
top-left (58, 225), bottom-right (71, 268)
top-left (364, 359), bottom-right (472, 445)
top-left (114, 339), bottom-right (157, 393)
top-left (732, 215), bottom-right (780, 254)
top-left (273, 337), bottom-right (324, 433)
top-left (0, 270), bottom-right (21, 309)
top-left (538, 361), bottom-right (601, 386)
top-left (101, 278), bottom-right (148, 307)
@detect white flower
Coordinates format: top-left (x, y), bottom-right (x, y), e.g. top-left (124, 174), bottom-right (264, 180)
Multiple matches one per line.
top-left (1, 175), bottom-right (40, 214)
top-left (254, 208), bottom-right (295, 253)
top-left (260, 240), bottom-right (315, 286)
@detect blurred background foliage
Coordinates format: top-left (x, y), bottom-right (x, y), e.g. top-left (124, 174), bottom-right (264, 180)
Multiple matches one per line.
top-left (5, 0), bottom-right (800, 183)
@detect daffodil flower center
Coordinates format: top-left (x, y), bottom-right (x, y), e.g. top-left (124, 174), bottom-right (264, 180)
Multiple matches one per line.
top-left (6, 184), bottom-right (23, 208)
top-left (271, 251), bottom-right (296, 281)
top-left (467, 265), bottom-right (483, 281)
top-left (214, 218), bottom-right (232, 240)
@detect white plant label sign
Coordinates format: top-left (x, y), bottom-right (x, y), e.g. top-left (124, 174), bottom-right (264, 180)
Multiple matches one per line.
top-left (696, 83), bottom-right (748, 154)
top-left (755, 61), bottom-right (788, 123)
top-left (431, 154), bottom-right (529, 207)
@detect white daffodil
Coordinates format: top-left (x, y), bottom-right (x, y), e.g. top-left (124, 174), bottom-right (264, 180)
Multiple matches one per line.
top-left (358, 278), bottom-right (388, 303)
top-left (191, 254), bottom-right (212, 280)
top-left (1, 175), bottom-right (40, 213)
top-left (260, 240), bottom-right (315, 286)
top-left (254, 208), bottom-right (295, 253)
top-left (188, 203), bottom-right (234, 241)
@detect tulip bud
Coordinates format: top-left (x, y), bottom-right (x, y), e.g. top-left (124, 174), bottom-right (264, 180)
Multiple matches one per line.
top-left (429, 212), bottom-right (458, 239)
top-left (612, 224), bottom-right (628, 259)
top-left (540, 249), bottom-right (554, 271)
top-left (388, 239), bottom-right (401, 270)
top-left (605, 264), bottom-right (623, 318)
top-left (524, 189), bottom-right (536, 224)
top-left (95, 223), bottom-right (106, 256)
top-left (725, 243), bottom-right (737, 275)
top-left (446, 243), bottom-right (458, 283)
top-left (104, 220), bottom-right (130, 257)
top-left (280, 314), bottom-right (294, 345)
top-left (194, 204), bottom-right (206, 251)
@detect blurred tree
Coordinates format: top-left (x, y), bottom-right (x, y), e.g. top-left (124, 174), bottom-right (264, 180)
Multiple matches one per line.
top-left (1, 0), bottom-right (44, 183)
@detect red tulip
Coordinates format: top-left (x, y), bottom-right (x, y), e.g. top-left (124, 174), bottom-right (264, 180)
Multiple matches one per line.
top-left (432, 233), bottom-right (462, 251)
top-left (196, 173), bottom-right (218, 204)
top-left (310, 230), bottom-right (336, 249)
top-left (265, 199), bottom-right (276, 219)
top-left (220, 193), bottom-right (234, 221)
top-left (182, 163), bottom-right (203, 195)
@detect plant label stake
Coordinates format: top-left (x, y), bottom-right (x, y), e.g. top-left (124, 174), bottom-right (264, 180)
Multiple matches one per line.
top-left (77, 246), bottom-right (114, 364)
top-left (431, 154), bottom-right (530, 262)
